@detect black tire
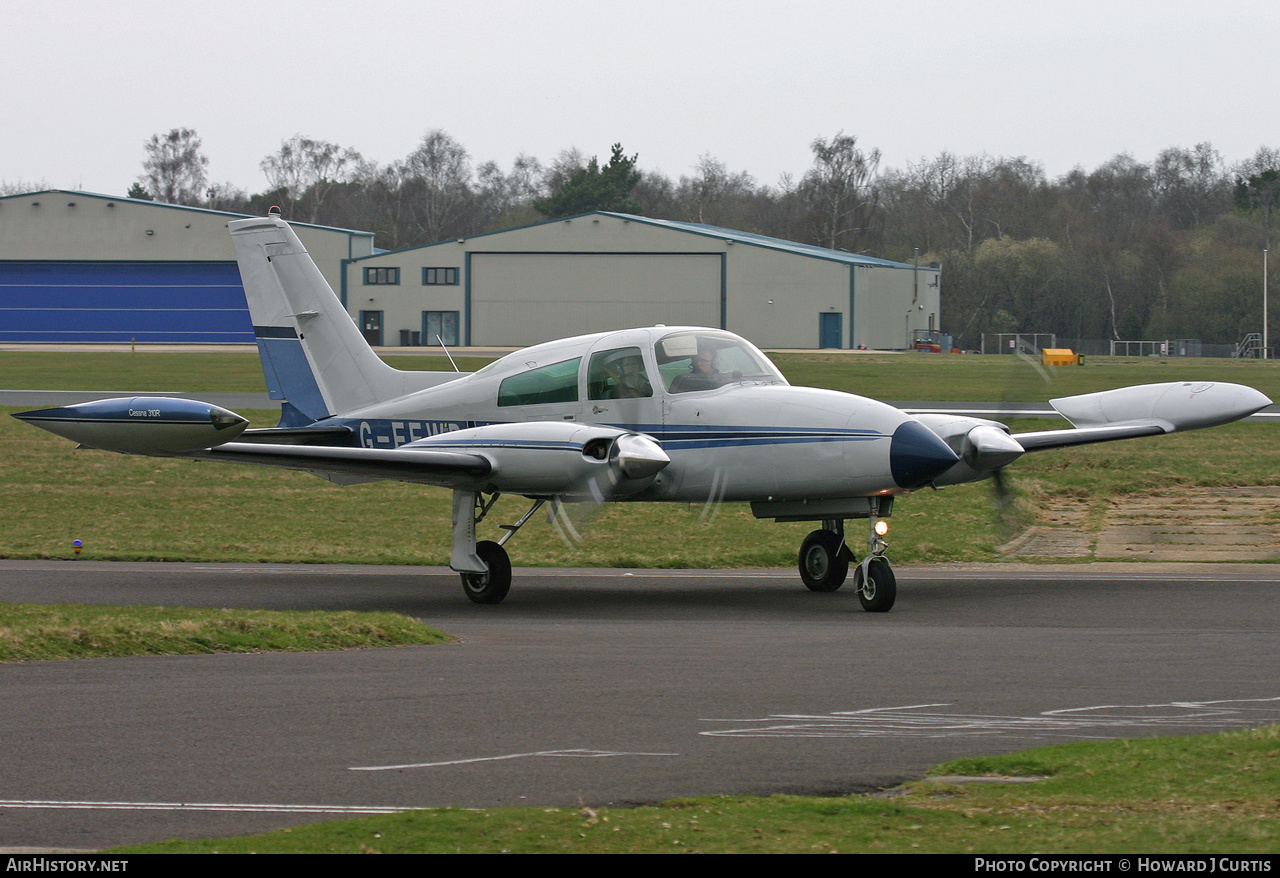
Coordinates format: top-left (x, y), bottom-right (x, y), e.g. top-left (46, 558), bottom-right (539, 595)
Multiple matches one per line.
top-left (798, 530), bottom-right (850, 592)
top-left (856, 557), bottom-right (896, 612)
top-left (460, 540), bottom-right (512, 604)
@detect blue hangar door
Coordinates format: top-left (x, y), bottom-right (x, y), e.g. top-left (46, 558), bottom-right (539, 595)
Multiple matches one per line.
top-left (0, 262), bottom-right (254, 343)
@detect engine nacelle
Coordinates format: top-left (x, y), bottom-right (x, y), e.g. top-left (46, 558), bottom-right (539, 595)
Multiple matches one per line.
top-left (911, 414), bottom-right (1025, 486)
top-left (404, 421), bottom-right (669, 499)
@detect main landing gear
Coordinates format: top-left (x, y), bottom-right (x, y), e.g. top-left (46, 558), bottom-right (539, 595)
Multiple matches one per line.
top-left (795, 500), bottom-right (896, 612)
top-left (452, 491), bottom-right (543, 604)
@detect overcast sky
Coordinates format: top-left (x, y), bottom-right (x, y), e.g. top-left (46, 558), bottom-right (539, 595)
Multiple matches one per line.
top-left (3, 0), bottom-right (1276, 197)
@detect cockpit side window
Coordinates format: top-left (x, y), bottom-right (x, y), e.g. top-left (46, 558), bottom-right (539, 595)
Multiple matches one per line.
top-left (587, 347), bottom-right (653, 400)
top-left (656, 331), bottom-right (786, 393)
top-left (497, 357), bottom-right (581, 406)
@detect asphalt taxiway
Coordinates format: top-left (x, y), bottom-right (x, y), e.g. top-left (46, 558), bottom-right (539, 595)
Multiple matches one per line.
top-left (1, 560), bottom-right (1278, 850)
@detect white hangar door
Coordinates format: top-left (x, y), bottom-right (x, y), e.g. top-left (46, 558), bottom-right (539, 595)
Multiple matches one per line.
top-left (468, 253), bottom-right (722, 346)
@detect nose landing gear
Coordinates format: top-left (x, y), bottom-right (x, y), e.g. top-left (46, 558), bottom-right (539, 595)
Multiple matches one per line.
top-left (793, 498), bottom-right (897, 612)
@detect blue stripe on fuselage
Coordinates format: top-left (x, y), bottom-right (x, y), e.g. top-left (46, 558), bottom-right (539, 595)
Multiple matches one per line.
top-left (314, 418), bottom-right (886, 451)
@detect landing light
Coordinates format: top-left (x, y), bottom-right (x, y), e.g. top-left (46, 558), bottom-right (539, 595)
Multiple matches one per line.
top-left (874, 520), bottom-right (889, 537)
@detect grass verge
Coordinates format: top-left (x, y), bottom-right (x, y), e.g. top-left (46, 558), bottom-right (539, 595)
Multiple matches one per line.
top-left (105, 725), bottom-right (1280, 853)
top-left (0, 603), bottom-right (448, 662)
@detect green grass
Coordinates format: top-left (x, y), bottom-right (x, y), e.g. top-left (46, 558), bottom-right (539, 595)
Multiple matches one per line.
top-left (106, 725), bottom-right (1280, 853)
top-left (0, 603), bottom-right (448, 662)
top-left (7, 348), bottom-right (1280, 400)
top-left (769, 350), bottom-right (1280, 403)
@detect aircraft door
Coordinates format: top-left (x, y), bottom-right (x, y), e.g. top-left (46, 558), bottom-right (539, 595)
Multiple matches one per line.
top-left (585, 345), bottom-right (658, 431)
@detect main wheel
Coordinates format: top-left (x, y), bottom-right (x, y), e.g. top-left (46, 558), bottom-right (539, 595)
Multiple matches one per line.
top-left (855, 557), bottom-right (896, 612)
top-left (460, 540), bottom-right (512, 604)
top-left (798, 530), bottom-right (850, 592)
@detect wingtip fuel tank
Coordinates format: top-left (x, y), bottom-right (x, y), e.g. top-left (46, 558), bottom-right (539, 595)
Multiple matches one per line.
top-left (12, 397), bottom-right (249, 455)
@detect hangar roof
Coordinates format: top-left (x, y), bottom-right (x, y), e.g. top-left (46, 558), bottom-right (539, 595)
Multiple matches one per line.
top-left (0, 189), bottom-right (373, 238)
top-left (349, 209), bottom-right (927, 270)
top-left (603, 213), bottom-right (925, 270)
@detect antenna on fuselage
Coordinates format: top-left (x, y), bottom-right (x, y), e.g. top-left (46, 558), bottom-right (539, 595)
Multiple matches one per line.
top-left (437, 336), bottom-right (460, 372)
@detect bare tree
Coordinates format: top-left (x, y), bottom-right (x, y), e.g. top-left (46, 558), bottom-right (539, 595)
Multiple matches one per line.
top-left (401, 130), bottom-right (475, 243)
top-left (0, 178), bottom-right (50, 195)
top-left (1231, 146), bottom-right (1280, 180)
top-left (542, 148), bottom-right (587, 194)
top-left (138, 128), bottom-right (208, 205)
top-left (475, 152), bottom-right (545, 229)
top-left (800, 132), bottom-right (882, 252)
top-left (260, 135), bottom-right (363, 223)
top-left (675, 155), bottom-right (757, 225)
top-left (1153, 143), bottom-right (1229, 230)
top-left (204, 181), bottom-right (250, 214)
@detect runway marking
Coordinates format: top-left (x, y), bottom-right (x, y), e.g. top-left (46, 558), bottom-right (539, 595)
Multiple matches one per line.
top-left (700, 696), bottom-right (1280, 739)
top-left (0, 799), bottom-right (406, 815)
top-left (351, 748), bottom-right (679, 771)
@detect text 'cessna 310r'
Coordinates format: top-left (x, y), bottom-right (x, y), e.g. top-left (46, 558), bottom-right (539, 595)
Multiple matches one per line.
top-left (14, 213), bottom-right (1272, 611)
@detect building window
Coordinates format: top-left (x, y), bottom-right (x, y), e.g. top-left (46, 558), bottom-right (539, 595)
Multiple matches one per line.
top-left (364, 267), bottom-right (400, 285)
top-left (423, 311), bottom-right (460, 346)
top-left (423, 267), bottom-right (459, 285)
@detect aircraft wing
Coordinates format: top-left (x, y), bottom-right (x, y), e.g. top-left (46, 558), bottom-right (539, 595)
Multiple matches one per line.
top-left (194, 442), bottom-right (493, 488)
top-left (12, 397), bottom-right (670, 499)
top-left (915, 381), bottom-right (1270, 486)
top-left (1008, 422), bottom-right (1166, 451)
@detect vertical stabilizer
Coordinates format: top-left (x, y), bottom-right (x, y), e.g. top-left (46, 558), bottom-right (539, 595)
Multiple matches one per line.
top-left (229, 215), bottom-right (448, 424)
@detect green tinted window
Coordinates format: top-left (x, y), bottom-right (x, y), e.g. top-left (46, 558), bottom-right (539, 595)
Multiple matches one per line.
top-left (497, 357), bottom-right (581, 407)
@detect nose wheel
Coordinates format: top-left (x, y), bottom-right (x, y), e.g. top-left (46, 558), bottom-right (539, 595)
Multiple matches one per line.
top-left (853, 556), bottom-right (896, 612)
top-left (795, 501), bottom-right (897, 611)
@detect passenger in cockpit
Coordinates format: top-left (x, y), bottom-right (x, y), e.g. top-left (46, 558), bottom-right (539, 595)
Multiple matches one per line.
top-left (607, 354), bottom-right (652, 398)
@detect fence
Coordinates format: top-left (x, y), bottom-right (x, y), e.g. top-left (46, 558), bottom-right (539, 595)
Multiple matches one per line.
top-left (978, 334), bottom-right (1242, 358)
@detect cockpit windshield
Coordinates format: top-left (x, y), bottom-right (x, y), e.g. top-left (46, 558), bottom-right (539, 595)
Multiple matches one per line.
top-left (655, 330), bottom-right (787, 394)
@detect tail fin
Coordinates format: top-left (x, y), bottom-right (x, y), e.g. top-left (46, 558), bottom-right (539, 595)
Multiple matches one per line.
top-left (229, 215), bottom-right (456, 425)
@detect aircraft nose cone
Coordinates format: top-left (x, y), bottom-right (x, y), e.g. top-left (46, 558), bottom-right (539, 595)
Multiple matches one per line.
top-left (890, 420), bottom-right (959, 489)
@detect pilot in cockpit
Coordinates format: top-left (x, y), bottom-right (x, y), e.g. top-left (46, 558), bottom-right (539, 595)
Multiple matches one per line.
top-left (669, 345), bottom-right (721, 393)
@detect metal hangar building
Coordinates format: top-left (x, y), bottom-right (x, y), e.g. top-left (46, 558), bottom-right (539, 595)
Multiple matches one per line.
top-left (0, 190), bottom-right (373, 343)
top-left (342, 212), bottom-right (941, 351)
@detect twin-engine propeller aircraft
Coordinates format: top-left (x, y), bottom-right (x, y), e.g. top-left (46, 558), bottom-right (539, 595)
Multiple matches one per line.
top-left (14, 214), bottom-right (1272, 610)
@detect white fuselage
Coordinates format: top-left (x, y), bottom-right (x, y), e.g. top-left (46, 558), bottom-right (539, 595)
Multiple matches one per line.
top-left (322, 326), bottom-right (952, 503)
